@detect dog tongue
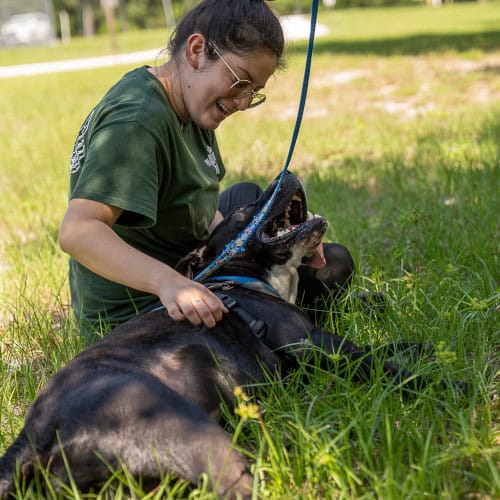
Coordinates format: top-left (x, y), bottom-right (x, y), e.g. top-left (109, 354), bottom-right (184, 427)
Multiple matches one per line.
top-left (305, 242), bottom-right (326, 269)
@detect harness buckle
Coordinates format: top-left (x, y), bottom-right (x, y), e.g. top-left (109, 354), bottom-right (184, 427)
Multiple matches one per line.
top-left (219, 294), bottom-right (237, 310)
top-left (249, 319), bottom-right (267, 338)
top-left (214, 292), bottom-right (268, 340)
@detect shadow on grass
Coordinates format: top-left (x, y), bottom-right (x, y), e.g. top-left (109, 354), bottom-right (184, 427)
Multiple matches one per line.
top-left (289, 31), bottom-right (500, 56)
top-left (300, 111), bottom-right (499, 279)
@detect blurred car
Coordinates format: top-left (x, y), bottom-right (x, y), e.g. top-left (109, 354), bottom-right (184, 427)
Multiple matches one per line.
top-left (0, 12), bottom-right (53, 46)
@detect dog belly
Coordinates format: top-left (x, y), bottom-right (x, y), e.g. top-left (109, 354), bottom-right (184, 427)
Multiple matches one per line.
top-left (162, 342), bottom-right (272, 411)
top-left (27, 370), bottom-right (252, 496)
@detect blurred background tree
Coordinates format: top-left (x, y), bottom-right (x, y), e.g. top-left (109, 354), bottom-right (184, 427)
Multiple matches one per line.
top-left (0, 0), bottom-right (487, 39)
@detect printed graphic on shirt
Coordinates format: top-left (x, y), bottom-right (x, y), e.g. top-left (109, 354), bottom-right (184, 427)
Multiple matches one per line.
top-left (204, 145), bottom-right (220, 177)
top-left (70, 110), bottom-right (95, 174)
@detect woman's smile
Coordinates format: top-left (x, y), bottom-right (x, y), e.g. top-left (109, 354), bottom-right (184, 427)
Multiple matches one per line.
top-left (216, 99), bottom-right (233, 118)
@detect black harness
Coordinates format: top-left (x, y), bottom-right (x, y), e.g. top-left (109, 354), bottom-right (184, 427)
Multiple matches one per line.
top-left (205, 277), bottom-right (281, 340)
top-left (146, 276), bottom-right (279, 341)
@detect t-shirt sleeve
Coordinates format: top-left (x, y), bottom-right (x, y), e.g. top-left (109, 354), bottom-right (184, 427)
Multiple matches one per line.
top-left (70, 121), bottom-right (164, 228)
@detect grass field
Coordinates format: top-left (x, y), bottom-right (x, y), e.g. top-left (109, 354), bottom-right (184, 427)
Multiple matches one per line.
top-left (0, 1), bottom-right (499, 498)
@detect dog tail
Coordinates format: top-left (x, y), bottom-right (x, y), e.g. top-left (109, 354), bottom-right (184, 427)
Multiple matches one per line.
top-left (0, 429), bottom-right (34, 499)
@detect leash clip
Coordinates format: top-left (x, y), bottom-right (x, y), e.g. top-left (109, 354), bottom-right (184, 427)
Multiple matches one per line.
top-left (206, 281), bottom-right (235, 292)
top-left (219, 294), bottom-right (237, 310)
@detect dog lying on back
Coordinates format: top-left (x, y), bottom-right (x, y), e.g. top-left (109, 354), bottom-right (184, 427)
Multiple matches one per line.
top-left (0, 173), bottom-right (460, 499)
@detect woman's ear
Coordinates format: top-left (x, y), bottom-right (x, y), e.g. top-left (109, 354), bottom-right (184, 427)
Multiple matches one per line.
top-left (185, 33), bottom-right (207, 69)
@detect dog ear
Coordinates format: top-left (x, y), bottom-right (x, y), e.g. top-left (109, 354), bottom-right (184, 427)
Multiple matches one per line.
top-left (176, 247), bottom-right (208, 279)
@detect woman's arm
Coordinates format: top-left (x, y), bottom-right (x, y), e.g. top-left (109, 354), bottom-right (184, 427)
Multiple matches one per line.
top-left (59, 198), bottom-right (228, 328)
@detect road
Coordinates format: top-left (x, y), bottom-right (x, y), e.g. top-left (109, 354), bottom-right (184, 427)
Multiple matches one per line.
top-left (0, 16), bottom-right (328, 79)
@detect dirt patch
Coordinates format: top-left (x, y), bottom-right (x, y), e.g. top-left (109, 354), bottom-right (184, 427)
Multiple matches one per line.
top-left (297, 54), bottom-right (500, 122)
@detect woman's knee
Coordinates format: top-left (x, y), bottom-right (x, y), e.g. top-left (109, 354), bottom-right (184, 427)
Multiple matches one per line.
top-left (218, 182), bottom-right (263, 216)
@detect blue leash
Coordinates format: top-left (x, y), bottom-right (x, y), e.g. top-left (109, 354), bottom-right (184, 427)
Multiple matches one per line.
top-left (194, 0), bottom-right (319, 282)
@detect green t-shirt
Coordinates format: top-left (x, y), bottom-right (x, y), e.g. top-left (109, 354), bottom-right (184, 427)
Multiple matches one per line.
top-left (68, 66), bottom-right (225, 333)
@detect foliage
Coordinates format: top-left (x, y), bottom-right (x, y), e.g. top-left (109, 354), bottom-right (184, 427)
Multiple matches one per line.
top-left (1, 0), bottom-right (488, 37)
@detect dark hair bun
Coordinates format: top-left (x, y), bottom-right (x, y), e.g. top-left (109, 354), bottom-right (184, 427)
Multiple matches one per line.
top-left (169, 0), bottom-right (284, 65)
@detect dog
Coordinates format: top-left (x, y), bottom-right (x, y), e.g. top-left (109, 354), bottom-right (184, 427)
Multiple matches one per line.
top-left (0, 173), bottom-right (461, 499)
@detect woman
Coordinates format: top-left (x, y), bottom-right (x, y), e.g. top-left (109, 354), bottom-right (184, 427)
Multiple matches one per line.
top-left (59, 0), bottom-right (353, 337)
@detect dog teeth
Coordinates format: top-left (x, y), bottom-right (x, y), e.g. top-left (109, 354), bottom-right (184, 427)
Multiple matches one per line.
top-left (307, 211), bottom-right (322, 220)
top-left (276, 225), bottom-right (295, 237)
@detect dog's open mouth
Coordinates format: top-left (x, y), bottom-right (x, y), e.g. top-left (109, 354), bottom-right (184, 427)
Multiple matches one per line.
top-left (257, 187), bottom-right (328, 268)
top-left (262, 192), bottom-right (305, 239)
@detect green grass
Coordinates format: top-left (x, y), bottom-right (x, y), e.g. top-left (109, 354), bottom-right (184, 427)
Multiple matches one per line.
top-left (1, 2), bottom-right (499, 499)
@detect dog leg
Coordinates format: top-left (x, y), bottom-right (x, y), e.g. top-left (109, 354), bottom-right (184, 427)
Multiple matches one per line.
top-left (283, 328), bottom-right (431, 394)
top-left (0, 430), bottom-right (35, 499)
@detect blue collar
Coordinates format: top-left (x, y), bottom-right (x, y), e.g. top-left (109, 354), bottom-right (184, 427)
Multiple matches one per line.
top-left (207, 275), bottom-right (281, 298)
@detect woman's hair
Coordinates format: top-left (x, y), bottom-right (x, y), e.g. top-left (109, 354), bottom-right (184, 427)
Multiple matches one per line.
top-left (168, 0), bottom-right (285, 68)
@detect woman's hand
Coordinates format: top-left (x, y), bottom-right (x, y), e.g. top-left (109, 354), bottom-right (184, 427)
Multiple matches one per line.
top-left (158, 275), bottom-right (228, 328)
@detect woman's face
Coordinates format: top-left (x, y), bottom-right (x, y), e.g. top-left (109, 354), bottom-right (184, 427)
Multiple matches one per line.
top-left (183, 41), bottom-right (278, 130)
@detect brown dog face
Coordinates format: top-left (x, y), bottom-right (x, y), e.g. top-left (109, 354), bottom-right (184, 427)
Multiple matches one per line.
top-left (177, 172), bottom-right (328, 301)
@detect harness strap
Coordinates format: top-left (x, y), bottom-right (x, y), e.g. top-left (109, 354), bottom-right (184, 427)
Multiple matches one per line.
top-left (214, 292), bottom-right (267, 339)
top-left (148, 285), bottom-right (268, 340)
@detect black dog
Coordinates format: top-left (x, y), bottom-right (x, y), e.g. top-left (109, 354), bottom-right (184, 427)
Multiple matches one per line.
top-left (0, 173), bottom-right (456, 499)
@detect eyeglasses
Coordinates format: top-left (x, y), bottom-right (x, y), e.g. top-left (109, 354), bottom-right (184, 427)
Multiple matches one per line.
top-left (209, 43), bottom-right (266, 109)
